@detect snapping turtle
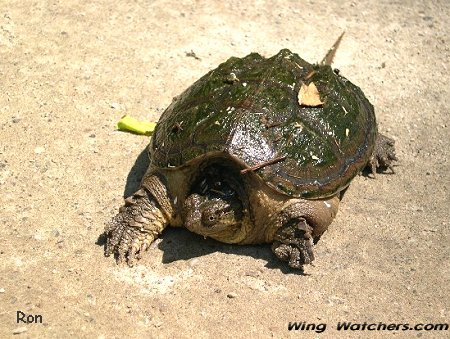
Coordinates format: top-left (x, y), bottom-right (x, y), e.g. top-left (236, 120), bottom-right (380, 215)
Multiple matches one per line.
top-left (104, 40), bottom-right (396, 269)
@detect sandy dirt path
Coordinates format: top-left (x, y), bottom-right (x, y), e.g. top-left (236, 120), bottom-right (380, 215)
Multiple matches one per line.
top-left (0, 0), bottom-right (449, 338)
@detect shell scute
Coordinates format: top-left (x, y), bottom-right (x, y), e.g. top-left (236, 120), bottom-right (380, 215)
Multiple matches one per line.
top-left (151, 49), bottom-right (376, 198)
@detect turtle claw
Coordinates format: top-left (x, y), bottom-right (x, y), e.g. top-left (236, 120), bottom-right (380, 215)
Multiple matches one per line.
top-left (272, 218), bottom-right (315, 269)
top-left (272, 240), bottom-right (315, 269)
top-left (369, 134), bottom-right (397, 177)
top-left (104, 188), bottom-right (166, 266)
top-left (106, 222), bottom-right (155, 266)
top-left (104, 217), bottom-right (126, 258)
top-left (127, 239), bottom-right (141, 266)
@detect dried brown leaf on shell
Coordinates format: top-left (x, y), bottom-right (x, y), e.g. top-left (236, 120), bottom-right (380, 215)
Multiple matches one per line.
top-left (298, 82), bottom-right (324, 107)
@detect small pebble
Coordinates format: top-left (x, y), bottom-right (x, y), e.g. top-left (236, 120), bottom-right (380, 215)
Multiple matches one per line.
top-left (244, 270), bottom-right (259, 278)
top-left (34, 146), bottom-right (45, 154)
top-left (188, 258), bottom-right (199, 267)
top-left (33, 233), bottom-right (44, 241)
top-left (0, 288), bottom-right (5, 293)
top-left (158, 303), bottom-right (168, 313)
top-left (227, 292), bottom-right (238, 298)
top-left (110, 102), bottom-right (120, 109)
top-left (12, 327), bottom-right (28, 334)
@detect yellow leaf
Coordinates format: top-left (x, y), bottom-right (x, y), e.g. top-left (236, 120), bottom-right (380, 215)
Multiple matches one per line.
top-left (298, 82), bottom-right (324, 107)
top-left (117, 115), bottom-right (156, 136)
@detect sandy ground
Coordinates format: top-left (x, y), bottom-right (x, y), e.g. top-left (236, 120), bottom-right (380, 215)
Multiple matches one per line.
top-left (1, 0), bottom-right (449, 338)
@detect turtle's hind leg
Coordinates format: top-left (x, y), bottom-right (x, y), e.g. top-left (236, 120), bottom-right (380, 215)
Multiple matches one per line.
top-left (368, 134), bottom-right (397, 176)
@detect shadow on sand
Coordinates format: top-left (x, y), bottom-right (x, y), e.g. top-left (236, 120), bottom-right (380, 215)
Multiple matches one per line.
top-left (97, 145), bottom-right (307, 275)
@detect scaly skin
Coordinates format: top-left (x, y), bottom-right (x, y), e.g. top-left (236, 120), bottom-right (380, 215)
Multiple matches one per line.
top-left (105, 175), bottom-right (170, 266)
top-left (181, 133), bottom-right (397, 269)
top-left (184, 192), bottom-right (247, 243)
top-left (105, 133), bottom-right (396, 269)
top-left (369, 134), bottom-right (397, 175)
top-left (271, 219), bottom-right (315, 268)
top-left (272, 133), bottom-right (397, 268)
top-left (183, 175), bottom-right (341, 269)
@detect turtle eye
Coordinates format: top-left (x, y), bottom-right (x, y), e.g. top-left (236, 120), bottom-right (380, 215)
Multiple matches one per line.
top-left (202, 210), bottom-right (218, 227)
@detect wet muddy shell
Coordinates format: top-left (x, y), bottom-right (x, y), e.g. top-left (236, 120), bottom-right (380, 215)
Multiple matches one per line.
top-left (151, 49), bottom-right (377, 198)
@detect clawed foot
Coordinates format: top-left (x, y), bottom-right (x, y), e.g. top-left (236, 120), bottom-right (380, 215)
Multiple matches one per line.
top-left (272, 218), bottom-right (315, 269)
top-left (104, 189), bottom-right (163, 266)
top-left (105, 214), bottom-right (155, 266)
top-left (369, 134), bottom-right (398, 176)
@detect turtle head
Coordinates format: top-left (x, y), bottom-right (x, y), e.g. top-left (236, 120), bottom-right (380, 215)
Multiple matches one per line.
top-left (200, 197), bottom-right (240, 229)
top-left (183, 163), bottom-right (251, 243)
top-left (183, 191), bottom-right (246, 243)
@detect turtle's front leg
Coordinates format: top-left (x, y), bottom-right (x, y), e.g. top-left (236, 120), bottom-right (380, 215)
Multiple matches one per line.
top-left (271, 218), bottom-right (315, 268)
top-left (270, 197), bottom-right (340, 269)
top-left (105, 175), bottom-right (171, 266)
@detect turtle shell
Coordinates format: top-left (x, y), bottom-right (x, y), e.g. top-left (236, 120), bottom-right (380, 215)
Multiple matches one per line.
top-left (151, 49), bottom-right (377, 198)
